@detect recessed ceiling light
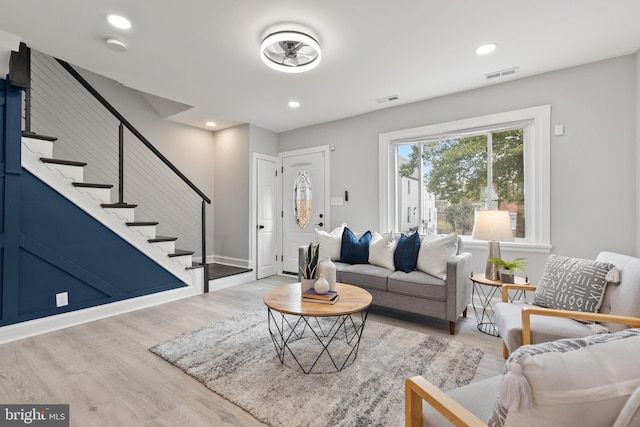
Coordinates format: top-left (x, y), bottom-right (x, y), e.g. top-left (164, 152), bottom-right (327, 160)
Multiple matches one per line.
top-left (107, 14), bottom-right (132, 30)
top-left (288, 101), bottom-right (301, 108)
top-left (206, 121), bottom-right (217, 127)
top-left (105, 38), bottom-right (127, 52)
top-left (261, 30), bottom-right (321, 73)
top-left (476, 43), bottom-right (497, 55)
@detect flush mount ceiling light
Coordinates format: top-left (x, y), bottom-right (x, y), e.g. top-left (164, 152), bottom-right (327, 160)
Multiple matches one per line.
top-left (107, 14), bottom-right (131, 30)
top-left (476, 43), bottom-right (498, 55)
top-left (105, 38), bottom-right (127, 52)
top-left (288, 101), bottom-right (301, 108)
top-left (206, 121), bottom-right (217, 127)
top-left (261, 30), bottom-right (321, 73)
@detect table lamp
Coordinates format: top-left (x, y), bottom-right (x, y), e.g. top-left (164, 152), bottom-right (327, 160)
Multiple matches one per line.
top-left (471, 210), bottom-right (514, 280)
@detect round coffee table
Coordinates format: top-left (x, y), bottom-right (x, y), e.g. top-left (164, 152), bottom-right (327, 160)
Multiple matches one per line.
top-left (263, 282), bottom-right (372, 374)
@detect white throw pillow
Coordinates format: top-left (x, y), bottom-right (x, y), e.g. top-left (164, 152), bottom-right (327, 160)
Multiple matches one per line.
top-left (416, 232), bottom-right (458, 279)
top-left (314, 223), bottom-right (346, 261)
top-left (368, 232), bottom-right (396, 270)
top-left (502, 334), bottom-right (640, 427)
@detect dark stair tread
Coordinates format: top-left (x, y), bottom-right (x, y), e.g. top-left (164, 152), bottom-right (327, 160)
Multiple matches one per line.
top-left (126, 221), bottom-right (159, 226)
top-left (149, 235), bottom-right (178, 243)
top-left (101, 203), bottom-right (138, 208)
top-left (72, 182), bottom-right (113, 189)
top-left (22, 131), bottom-right (58, 141)
top-left (41, 157), bottom-right (87, 167)
top-left (187, 263), bottom-right (205, 270)
top-left (169, 249), bottom-right (194, 257)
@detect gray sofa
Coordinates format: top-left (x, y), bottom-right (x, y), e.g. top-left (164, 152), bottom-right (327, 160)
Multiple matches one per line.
top-left (298, 236), bottom-right (472, 334)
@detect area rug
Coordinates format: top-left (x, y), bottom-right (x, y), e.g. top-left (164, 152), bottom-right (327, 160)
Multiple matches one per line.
top-left (150, 309), bottom-right (484, 427)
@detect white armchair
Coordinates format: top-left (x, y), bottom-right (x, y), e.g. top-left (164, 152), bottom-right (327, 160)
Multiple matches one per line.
top-left (494, 251), bottom-right (640, 357)
top-left (406, 329), bottom-right (640, 427)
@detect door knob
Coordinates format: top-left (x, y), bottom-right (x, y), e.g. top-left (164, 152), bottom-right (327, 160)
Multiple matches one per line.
top-left (258, 225), bottom-right (265, 229)
top-left (315, 222), bottom-right (323, 227)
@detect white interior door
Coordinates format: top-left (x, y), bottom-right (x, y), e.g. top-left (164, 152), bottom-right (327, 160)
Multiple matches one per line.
top-left (256, 157), bottom-right (278, 279)
top-left (281, 150), bottom-right (327, 274)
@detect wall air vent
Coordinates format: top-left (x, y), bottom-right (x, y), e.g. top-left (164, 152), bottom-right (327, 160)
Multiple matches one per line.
top-left (485, 67), bottom-right (519, 80)
top-left (376, 95), bottom-right (399, 104)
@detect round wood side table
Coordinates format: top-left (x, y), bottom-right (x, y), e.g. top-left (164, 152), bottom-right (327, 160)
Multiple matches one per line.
top-left (469, 273), bottom-right (531, 337)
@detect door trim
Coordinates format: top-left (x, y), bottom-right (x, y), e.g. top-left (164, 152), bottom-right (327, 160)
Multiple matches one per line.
top-left (251, 153), bottom-right (278, 279)
top-left (278, 145), bottom-right (331, 275)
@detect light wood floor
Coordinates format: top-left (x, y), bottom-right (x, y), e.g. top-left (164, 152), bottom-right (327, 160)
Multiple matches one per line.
top-left (0, 275), bottom-right (505, 426)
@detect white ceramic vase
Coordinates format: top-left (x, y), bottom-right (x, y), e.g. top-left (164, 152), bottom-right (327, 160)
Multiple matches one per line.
top-left (314, 274), bottom-right (330, 294)
top-left (318, 256), bottom-right (337, 292)
top-left (301, 278), bottom-right (315, 293)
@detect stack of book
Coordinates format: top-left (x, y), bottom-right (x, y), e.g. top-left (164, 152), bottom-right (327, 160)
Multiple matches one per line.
top-left (302, 289), bottom-right (339, 304)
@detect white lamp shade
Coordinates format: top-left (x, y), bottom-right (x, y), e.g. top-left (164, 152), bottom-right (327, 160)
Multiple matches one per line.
top-left (471, 210), bottom-right (514, 242)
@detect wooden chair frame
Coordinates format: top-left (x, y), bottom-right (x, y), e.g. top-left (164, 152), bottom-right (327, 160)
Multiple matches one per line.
top-left (405, 376), bottom-right (488, 427)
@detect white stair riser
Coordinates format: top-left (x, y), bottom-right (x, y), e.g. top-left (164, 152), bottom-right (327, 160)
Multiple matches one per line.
top-left (172, 254), bottom-right (193, 268)
top-left (23, 138), bottom-right (53, 158)
top-left (150, 241), bottom-right (176, 253)
top-left (103, 207), bottom-right (136, 222)
top-left (73, 186), bottom-right (111, 204)
top-left (128, 225), bottom-right (157, 239)
top-left (43, 163), bottom-right (84, 182)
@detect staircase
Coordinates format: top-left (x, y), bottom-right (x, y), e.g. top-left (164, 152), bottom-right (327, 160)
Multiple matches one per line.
top-left (20, 132), bottom-right (203, 290)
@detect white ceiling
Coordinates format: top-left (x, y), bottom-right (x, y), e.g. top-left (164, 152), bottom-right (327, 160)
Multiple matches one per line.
top-left (1, 0), bottom-right (639, 133)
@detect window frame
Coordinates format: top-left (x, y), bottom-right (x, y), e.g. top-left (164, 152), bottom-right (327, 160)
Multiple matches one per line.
top-left (379, 105), bottom-right (551, 248)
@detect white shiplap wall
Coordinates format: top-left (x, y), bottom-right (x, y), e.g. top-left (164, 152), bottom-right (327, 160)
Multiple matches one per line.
top-left (29, 50), bottom-right (204, 258)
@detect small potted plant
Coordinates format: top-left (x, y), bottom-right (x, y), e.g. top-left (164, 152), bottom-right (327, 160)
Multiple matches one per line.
top-left (488, 257), bottom-right (527, 284)
top-left (300, 242), bottom-right (319, 291)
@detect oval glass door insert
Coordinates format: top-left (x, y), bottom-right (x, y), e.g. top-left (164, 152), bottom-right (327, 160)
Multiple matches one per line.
top-left (294, 170), bottom-right (312, 228)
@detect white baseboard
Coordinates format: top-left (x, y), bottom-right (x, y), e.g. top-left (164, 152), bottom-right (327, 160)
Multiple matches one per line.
top-left (208, 271), bottom-right (255, 292)
top-left (0, 286), bottom-right (200, 345)
top-left (209, 255), bottom-right (252, 269)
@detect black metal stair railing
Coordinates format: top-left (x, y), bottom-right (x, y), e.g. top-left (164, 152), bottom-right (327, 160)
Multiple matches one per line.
top-left (12, 43), bottom-right (211, 289)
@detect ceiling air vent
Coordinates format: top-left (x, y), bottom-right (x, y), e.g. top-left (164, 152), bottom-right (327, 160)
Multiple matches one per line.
top-left (376, 95), bottom-right (399, 104)
top-left (485, 67), bottom-right (519, 80)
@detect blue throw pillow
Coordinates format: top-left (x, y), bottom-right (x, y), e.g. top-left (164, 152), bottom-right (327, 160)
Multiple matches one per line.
top-left (340, 228), bottom-right (371, 264)
top-left (394, 232), bottom-right (421, 273)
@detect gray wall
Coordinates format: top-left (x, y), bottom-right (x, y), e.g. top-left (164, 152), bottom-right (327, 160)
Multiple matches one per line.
top-left (30, 51), bottom-right (215, 259)
top-left (213, 123), bottom-right (278, 266)
top-left (213, 124), bottom-right (250, 263)
top-left (279, 54), bottom-right (637, 283)
top-left (250, 124), bottom-right (279, 157)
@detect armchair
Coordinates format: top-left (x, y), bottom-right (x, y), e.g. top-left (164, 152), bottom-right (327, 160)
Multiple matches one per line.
top-left (406, 329), bottom-right (640, 427)
top-left (494, 251), bottom-right (640, 357)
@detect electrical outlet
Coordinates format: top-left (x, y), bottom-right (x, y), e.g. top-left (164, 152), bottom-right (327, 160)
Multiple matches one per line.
top-left (554, 124), bottom-right (565, 136)
top-left (56, 292), bottom-right (69, 307)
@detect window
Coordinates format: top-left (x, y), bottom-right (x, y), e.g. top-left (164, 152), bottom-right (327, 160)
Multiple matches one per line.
top-left (396, 127), bottom-right (525, 236)
top-left (379, 106), bottom-right (551, 246)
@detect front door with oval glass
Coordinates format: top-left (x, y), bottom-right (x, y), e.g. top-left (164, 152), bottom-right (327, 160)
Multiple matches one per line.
top-left (281, 150), bottom-right (326, 274)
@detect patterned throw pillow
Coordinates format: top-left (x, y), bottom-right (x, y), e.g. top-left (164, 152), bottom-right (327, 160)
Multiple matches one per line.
top-left (533, 254), bottom-right (617, 313)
